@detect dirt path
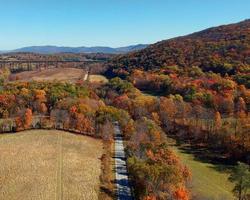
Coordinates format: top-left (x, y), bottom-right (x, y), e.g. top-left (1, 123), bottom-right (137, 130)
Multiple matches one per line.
top-left (83, 72), bottom-right (88, 81)
top-left (56, 132), bottom-right (63, 200)
top-left (114, 123), bottom-right (133, 200)
top-left (83, 67), bottom-right (89, 81)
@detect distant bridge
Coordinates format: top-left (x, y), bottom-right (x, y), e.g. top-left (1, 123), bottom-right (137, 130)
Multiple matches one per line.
top-left (0, 60), bottom-right (100, 63)
top-left (0, 60), bottom-right (104, 73)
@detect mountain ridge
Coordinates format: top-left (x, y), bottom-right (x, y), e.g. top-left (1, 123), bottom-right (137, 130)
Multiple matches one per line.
top-left (1, 44), bottom-right (148, 54)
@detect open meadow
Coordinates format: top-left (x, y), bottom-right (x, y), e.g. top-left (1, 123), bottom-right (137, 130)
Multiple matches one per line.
top-left (171, 144), bottom-right (235, 200)
top-left (9, 68), bottom-right (85, 83)
top-left (0, 130), bottom-right (103, 200)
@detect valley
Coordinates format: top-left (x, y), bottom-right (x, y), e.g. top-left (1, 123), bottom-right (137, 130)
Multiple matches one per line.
top-left (0, 17), bottom-right (249, 200)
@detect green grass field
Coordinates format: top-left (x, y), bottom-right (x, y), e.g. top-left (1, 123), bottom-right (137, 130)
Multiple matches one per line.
top-left (171, 144), bottom-right (235, 200)
top-left (0, 130), bottom-right (103, 200)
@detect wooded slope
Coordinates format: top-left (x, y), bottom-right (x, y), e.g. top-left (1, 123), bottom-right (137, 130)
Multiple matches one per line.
top-left (110, 20), bottom-right (250, 75)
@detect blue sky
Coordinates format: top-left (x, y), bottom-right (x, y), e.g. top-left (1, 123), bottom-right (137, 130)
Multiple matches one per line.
top-left (0, 0), bottom-right (250, 49)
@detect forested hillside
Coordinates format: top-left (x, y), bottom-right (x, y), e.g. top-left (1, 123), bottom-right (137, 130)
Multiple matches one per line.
top-left (109, 20), bottom-right (250, 87)
top-left (105, 20), bottom-right (250, 199)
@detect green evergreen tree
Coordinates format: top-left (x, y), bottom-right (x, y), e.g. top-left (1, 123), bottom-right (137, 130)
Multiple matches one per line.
top-left (229, 162), bottom-right (250, 200)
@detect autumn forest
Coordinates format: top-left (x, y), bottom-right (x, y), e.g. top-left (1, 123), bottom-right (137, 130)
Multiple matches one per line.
top-left (0, 19), bottom-right (250, 200)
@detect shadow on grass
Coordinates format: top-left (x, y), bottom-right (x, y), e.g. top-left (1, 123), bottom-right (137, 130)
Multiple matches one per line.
top-left (168, 135), bottom-right (236, 173)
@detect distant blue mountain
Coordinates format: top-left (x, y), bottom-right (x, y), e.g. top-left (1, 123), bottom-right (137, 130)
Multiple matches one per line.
top-left (4, 44), bottom-right (148, 54)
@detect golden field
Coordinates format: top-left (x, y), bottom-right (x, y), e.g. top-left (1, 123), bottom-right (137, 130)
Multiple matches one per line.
top-left (9, 68), bottom-right (85, 83)
top-left (0, 130), bottom-right (103, 200)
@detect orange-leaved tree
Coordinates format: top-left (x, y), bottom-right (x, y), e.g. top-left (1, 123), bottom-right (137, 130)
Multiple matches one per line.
top-left (174, 187), bottom-right (189, 200)
top-left (24, 108), bottom-right (32, 129)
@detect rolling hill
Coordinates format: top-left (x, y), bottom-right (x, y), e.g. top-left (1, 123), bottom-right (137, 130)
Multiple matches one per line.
top-left (110, 19), bottom-right (250, 75)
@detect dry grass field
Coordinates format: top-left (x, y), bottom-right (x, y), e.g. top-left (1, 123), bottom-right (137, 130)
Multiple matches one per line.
top-left (0, 130), bottom-right (103, 200)
top-left (9, 68), bottom-right (85, 83)
top-left (89, 75), bottom-right (108, 84)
